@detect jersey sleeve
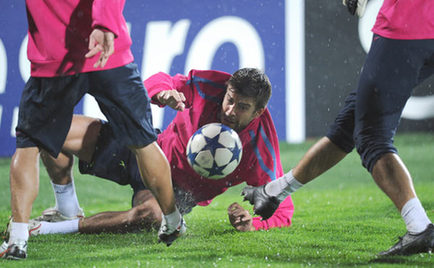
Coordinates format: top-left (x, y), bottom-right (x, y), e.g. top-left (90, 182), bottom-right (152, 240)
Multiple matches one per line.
top-left (144, 71), bottom-right (193, 108)
top-left (251, 195), bottom-right (294, 230)
top-left (91, 0), bottom-right (125, 37)
top-left (144, 69), bottom-right (231, 108)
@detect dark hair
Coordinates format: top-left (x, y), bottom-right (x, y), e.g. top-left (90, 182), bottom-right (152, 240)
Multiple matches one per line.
top-left (227, 68), bottom-right (272, 110)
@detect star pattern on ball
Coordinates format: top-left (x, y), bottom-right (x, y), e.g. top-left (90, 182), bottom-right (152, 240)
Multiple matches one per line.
top-left (186, 123), bottom-right (243, 179)
top-left (202, 132), bottom-right (226, 156)
top-left (206, 161), bottom-right (227, 177)
top-left (229, 139), bottom-right (242, 163)
top-left (202, 132), bottom-right (227, 177)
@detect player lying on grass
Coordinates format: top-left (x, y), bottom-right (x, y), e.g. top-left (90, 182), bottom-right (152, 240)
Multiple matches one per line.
top-left (3, 68), bottom-right (294, 239)
top-left (242, 0), bottom-right (434, 257)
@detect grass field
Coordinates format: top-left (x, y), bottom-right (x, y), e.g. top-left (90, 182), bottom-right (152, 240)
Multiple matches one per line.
top-left (0, 134), bottom-right (433, 267)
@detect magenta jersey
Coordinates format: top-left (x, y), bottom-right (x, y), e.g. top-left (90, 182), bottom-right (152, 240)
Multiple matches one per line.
top-left (372, 0), bottom-right (434, 40)
top-left (25, 0), bottom-right (133, 77)
top-left (145, 70), bottom-right (294, 230)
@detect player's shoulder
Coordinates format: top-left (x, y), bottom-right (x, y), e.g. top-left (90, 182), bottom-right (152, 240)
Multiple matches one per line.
top-left (188, 69), bottom-right (231, 84)
top-left (257, 109), bottom-right (278, 135)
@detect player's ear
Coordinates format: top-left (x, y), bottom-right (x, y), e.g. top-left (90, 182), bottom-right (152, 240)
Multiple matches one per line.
top-left (254, 107), bottom-right (265, 118)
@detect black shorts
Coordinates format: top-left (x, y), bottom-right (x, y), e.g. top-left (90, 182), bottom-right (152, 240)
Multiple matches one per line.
top-left (79, 121), bottom-right (196, 214)
top-left (327, 35), bottom-right (434, 171)
top-left (79, 121), bottom-right (145, 191)
top-left (16, 63), bottom-right (157, 157)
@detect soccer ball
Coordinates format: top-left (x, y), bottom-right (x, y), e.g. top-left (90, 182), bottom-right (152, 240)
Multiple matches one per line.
top-left (186, 123), bottom-right (243, 179)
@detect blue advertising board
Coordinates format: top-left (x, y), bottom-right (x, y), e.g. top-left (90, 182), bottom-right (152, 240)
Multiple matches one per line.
top-left (0, 0), bottom-right (305, 156)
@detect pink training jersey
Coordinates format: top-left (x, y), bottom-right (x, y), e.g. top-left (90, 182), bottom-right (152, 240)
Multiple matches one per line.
top-left (145, 70), bottom-right (294, 230)
top-left (372, 0), bottom-right (434, 40)
top-left (25, 0), bottom-right (133, 77)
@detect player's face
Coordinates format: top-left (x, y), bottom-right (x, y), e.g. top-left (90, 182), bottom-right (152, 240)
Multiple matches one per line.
top-left (220, 86), bottom-right (263, 132)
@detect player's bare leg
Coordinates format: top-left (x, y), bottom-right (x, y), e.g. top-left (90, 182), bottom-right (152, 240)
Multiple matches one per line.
top-left (37, 115), bottom-right (100, 221)
top-left (10, 148), bottom-right (40, 223)
top-left (78, 190), bottom-right (162, 233)
top-left (40, 151), bottom-right (74, 186)
top-left (243, 137), bottom-right (347, 218)
top-left (6, 147), bottom-right (40, 259)
top-left (40, 115), bottom-right (101, 185)
top-left (292, 137), bottom-right (347, 184)
top-left (372, 153), bottom-right (433, 256)
top-left (131, 144), bottom-right (186, 245)
top-left (58, 115), bottom-right (101, 162)
top-left (40, 115), bottom-right (101, 184)
top-left (17, 190), bottom-right (162, 236)
top-left (371, 153), bottom-right (415, 211)
top-left (130, 144), bottom-right (176, 215)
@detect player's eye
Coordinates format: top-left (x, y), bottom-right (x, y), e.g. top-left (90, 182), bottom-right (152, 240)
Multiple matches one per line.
top-left (238, 105), bottom-right (249, 111)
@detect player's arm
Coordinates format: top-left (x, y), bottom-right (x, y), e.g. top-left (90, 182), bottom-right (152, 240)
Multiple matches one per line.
top-left (90, 0), bottom-right (123, 37)
top-left (145, 69), bottom-right (231, 110)
top-left (145, 72), bottom-right (194, 110)
top-left (85, 0), bottom-right (124, 67)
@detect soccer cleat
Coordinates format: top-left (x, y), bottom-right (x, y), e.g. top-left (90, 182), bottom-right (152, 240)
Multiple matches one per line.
top-left (28, 220), bottom-right (42, 237)
top-left (34, 207), bottom-right (84, 222)
top-left (1, 217), bottom-right (12, 246)
top-left (0, 240), bottom-right (8, 258)
top-left (3, 240), bottom-right (27, 260)
top-left (241, 185), bottom-right (280, 220)
top-left (342, 0), bottom-right (368, 17)
top-left (1, 216), bottom-right (11, 242)
top-left (2, 217), bottom-right (42, 241)
top-left (158, 216), bottom-right (186, 247)
top-left (378, 224), bottom-right (434, 256)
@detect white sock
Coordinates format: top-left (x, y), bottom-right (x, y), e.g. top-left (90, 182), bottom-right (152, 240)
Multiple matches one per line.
top-left (51, 181), bottom-right (81, 218)
top-left (39, 219), bottom-right (79, 234)
top-left (265, 169), bottom-right (304, 202)
top-left (9, 222), bottom-right (29, 244)
top-left (163, 208), bottom-right (182, 229)
top-left (401, 197), bottom-right (432, 234)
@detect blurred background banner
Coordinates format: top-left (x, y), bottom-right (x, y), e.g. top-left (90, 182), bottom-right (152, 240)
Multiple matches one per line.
top-left (0, 0), bottom-right (433, 156)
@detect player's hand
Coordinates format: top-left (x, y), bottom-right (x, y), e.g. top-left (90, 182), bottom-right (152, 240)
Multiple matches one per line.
top-left (242, 185), bottom-right (280, 220)
top-left (227, 202), bottom-right (255, 232)
top-left (156, 90), bottom-right (186, 111)
top-left (85, 29), bottom-right (115, 68)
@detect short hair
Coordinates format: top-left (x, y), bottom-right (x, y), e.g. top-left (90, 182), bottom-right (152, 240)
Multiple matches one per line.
top-left (227, 68), bottom-right (272, 110)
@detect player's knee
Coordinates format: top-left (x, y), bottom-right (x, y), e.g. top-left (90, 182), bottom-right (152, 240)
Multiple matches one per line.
top-left (326, 126), bottom-right (354, 153)
top-left (355, 137), bottom-right (397, 172)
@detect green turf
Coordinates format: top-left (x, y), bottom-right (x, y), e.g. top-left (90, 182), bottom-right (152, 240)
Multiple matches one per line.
top-left (1, 134), bottom-right (433, 267)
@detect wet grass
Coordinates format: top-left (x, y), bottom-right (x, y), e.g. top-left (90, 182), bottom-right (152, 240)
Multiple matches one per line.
top-left (0, 133), bottom-right (433, 267)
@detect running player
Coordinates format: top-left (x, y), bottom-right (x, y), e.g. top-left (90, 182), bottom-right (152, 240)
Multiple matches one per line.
top-left (243, 0), bottom-right (434, 256)
top-left (4, 0), bottom-right (184, 260)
